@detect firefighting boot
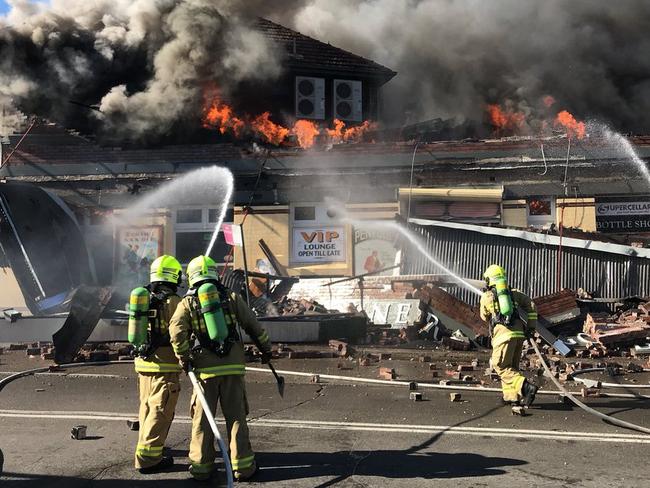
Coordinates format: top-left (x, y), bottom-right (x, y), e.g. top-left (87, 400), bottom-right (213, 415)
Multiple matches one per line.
top-left (234, 461), bottom-right (258, 482)
top-left (521, 380), bottom-right (539, 407)
top-left (138, 456), bottom-right (174, 474)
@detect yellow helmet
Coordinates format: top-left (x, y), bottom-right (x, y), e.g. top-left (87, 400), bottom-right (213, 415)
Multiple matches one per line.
top-left (483, 264), bottom-right (506, 286)
top-left (150, 255), bottom-right (182, 285)
top-left (187, 255), bottom-right (219, 288)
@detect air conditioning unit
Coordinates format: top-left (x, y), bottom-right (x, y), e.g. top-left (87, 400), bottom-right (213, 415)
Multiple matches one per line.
top-left (295, 76), bottom-right (325, 119)
top-left (333, 79), bottom-right (362, 122)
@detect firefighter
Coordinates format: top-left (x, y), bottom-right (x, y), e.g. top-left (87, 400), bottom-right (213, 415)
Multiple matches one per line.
top-left (129, 255), bottom-right (183, 473)
top-left (479, 264), bottom-right (539, 407)
top-left (169, 255), bottom-right (271, 482)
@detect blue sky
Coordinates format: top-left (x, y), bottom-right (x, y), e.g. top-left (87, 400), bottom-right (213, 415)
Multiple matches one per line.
top-left (0, 1), bottom-right (48, 15)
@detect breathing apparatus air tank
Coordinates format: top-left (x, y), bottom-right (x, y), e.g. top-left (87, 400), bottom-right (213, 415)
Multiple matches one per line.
top-left (128, 287), bottom-right (150, 347)
top-left (198, 282), bottom-right (228, 342)
top-left (493, 275), bottom-right (514, 318)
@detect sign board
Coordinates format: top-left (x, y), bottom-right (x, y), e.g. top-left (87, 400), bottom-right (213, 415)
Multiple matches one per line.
top-left (115, 226), bottom-right (163, 288)
top-left (364, 299), bottom-right (421, 328)
top-left (222, 223), bottom-right (243, 247)
top-left (353, 226), bottom-right (399, 276)
top-left (595, 197), bottom-right (650, 233)
top-left (292, 226), bottom-right (346, 263)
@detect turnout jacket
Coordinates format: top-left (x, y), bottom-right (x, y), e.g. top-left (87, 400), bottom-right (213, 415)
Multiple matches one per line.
top-left (169, 289), bottom-right (271, 379)
top-left (479, 289), bottom-right (538, 336)
top-left (134, 291), bottom-right (182, 374)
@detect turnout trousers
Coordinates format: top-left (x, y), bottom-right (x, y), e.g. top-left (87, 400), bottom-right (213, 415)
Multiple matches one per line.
top-left (491, 323), bottom-right (527, 402)
top-left (134, 372), bottom-right (181, 469)
top-left (188, 374), bottom-right (256, 480)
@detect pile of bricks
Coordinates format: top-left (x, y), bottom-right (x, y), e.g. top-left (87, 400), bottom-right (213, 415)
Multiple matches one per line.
top-left (272, 297), bottom-right (329, 316)
top-left (416, 285), bottom-right (489, 337)
top-left (583, 307), bottom-right (650, 350)
top-left (533, 290), bottom-right (580, 327)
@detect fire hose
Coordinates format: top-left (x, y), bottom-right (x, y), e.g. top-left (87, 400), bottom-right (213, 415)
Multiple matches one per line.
top-left (3, 354), bottom-right (650, 437)
top-left (0, 360), bottom-right (236, 486)
top-left (569, 367), bottom-right (650, 389)
top-left (187, 368), bottom-right (234, 488)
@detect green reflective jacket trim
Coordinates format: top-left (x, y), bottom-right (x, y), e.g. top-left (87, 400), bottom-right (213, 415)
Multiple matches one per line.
top-left (136, 445), bottom-right (164, 457)
top-left (172, 342), bottom-right (190, 354)
top-left (501, 375), bottom-right (526, 393)
top-left (190, 462), bottom-right (216, 474)
top-left (231, 454), bottom-right (255, 470)
top-left (197, 364), bottom-right (246, 379)
top-left (134, 359), bottom-right (182, 373)
top-left (492, 331), bottom-right (526, 348)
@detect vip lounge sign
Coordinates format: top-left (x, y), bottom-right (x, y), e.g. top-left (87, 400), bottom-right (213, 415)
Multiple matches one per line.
top-left (596, 197), bottom-right (650, 233)
top-left (292, 226), bottom-right (346, 263)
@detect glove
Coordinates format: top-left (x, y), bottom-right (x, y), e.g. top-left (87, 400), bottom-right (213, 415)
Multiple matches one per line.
top-left (260, 350), bottom-right (272, 364)
top-left (179, 357), bottom-right (190, 374)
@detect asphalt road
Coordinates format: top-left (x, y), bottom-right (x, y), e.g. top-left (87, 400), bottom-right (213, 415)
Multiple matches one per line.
top-left (1, 352), bottom-right (649, 487)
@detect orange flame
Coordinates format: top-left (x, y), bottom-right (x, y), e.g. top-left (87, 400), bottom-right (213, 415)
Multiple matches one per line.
top-left (486, 104), bottom-right (525, 134)
top-left (555, 110), bottom-right (585, 139)
top-left (251, 112), bottom-right (290, 146)
top-left (203, 100), bottom-right (244, 137)
top-left (326, 118), bottom-right (376, 143)
top-left (202, 88), bottom-right (375, 148)
top-left (292, 120), bottom-right (320, 148)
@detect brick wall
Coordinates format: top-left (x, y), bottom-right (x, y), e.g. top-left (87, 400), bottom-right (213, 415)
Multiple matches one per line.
top-left (288, 276), bottom-right (415, 313)
top-left (418, 285), bottom-right (489, 336)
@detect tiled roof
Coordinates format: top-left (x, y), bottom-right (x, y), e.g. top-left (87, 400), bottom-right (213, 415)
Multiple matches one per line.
top-left (6, 142), bottom-right (245, 166)
top-left (255, 18), bottom-right (396, 83)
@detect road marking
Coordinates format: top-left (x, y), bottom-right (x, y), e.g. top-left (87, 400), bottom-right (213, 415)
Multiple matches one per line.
top-left (0, 371), bottom-right (129, 379)
top-left (1, 409), bottom-right (649, 444)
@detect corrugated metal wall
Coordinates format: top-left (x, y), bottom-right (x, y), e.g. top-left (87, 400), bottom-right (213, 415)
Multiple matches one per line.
top-left (404, 223), bottom-right (650, 305)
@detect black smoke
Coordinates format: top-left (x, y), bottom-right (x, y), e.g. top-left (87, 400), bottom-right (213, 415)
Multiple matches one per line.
top-left (2, 0), bottom-right (650, 140)
top-left (279, 0), bottom-right (650, 133)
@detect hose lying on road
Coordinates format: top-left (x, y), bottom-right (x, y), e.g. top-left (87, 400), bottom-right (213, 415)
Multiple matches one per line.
top-left (244, 366), bottom-right (650, 399)
top-left (529, 340), bottom-right (650, 435)
top-left (0, 361), bottom-right (130, 392)
top-left (3, 358), bottom-right (650, 434)
top-left (569, 367), bottom-right (650, 389)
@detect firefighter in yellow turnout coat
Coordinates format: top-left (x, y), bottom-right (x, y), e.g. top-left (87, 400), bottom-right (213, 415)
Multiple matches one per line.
top-left (169, 255), bottom-right (271, 482)
top-left (479, 265), bottom-right (539, 406)
top-left (131, 255), bottom-right (183, 473)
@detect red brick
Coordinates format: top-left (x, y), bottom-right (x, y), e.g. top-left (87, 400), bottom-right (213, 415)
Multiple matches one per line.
top-left (379, 367), bottom-right (396, 380)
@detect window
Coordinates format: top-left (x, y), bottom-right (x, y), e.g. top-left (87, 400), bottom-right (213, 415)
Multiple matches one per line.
top-left (527, 197), bottom-right (555, 228)
top-left (173, 207), bottom-right (233, 265)
top-left (208, 208), bottom-right (234, 224)
top-left (294, 206), bottom-right (316, 221)
top-left (176, 208), bottom-right (202, 224)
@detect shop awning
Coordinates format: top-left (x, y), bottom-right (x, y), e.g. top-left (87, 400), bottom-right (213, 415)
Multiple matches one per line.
top-left (398, 186), bottom-right (503, 202)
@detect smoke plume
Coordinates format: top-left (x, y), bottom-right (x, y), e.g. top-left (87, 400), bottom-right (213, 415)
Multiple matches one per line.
top-left (280, 0), bottom-right (650, 132)
top-left (2, 0), bottom-right (650, 140)
top-left (0, 0), bottom-right (281, 141)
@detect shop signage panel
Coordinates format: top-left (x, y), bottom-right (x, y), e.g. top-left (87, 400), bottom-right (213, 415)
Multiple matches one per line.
top-left (353, 226), bottom-right (398, 276)
top-left (292, 226), bottom-right (346, 263)
top-left (596, 197), bottom-right (650, 233)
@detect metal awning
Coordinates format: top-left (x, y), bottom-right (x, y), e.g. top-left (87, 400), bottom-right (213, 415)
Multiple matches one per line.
top-left (399, 186), bottom-right (503, 202)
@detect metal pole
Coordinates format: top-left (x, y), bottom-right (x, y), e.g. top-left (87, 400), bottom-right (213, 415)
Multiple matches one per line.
top-left (188, 370), bottom-right (234, 488)
top-left (359, 276), bottom-right (365, 312)
top-left (240, 224), bottom-right (251, 307)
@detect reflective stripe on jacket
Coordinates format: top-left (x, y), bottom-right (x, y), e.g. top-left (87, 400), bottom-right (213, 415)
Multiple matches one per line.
top-left (169, 289), bottom-right (272, 376)
top-left (134, 293), bottom-right (182, 374)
